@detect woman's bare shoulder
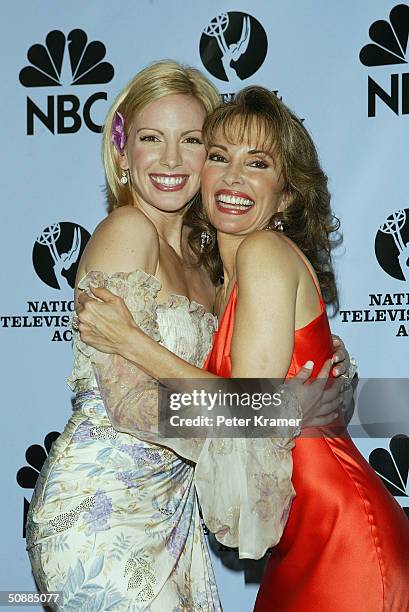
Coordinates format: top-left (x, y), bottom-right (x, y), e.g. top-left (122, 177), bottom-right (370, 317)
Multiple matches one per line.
top-left (96, 205), bottom-right (158, 238)
top-left (79, 206), bottom-right (159, 277)
top-left (236, 230), bottom-right (298, 275)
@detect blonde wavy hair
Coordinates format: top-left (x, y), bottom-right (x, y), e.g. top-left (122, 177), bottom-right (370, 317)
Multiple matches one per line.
top-left (102, 60), bottom-right (221, 210)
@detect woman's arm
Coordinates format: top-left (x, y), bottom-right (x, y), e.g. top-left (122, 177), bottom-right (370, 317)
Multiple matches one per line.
top-left (79, 287), bottom-right (350, 377)
top-left (78, 234), bottom-right (341, 425)
top-left (231, 232), bottom-right (297, 378)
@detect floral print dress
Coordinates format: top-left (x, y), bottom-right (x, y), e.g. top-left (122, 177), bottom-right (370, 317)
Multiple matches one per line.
top-left (26, 270), bottom-right (221, 611)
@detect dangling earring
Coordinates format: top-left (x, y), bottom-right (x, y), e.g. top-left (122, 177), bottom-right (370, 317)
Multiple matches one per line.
top-left (120, 170), bottom-right (128, 185)
top-left (272, 218), bottom-right (284, 232)
top-left (265, 218), bottom-right (284, 232)
top-left (200, 230), bottom-right (211, 252)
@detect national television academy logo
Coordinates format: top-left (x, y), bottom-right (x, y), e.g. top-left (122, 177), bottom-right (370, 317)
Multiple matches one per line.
top-left (19, 29), bottom-right (114, 134)
top-left (375, 209), bottom-right (409, 281)
top-left (338, 209), bottom-right (409, 337)
top-left (32, 222), bottom-right (90, 290)
top-left (0, 222), bottom-right (85, 340)
top-left (200, 12), bottom-right (267, 84)
top-left (359, 4), bottom-right (409, 116)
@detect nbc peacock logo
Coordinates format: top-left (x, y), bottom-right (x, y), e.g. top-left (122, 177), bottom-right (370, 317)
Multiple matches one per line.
top-left (17, 432), bottom-right (60, 537)
top-left (359, 4), bottom-right (409, 117)
top-left (369, 434), bottom-right (409, 519)
top-left (19, 29), bottom-right (114, 134)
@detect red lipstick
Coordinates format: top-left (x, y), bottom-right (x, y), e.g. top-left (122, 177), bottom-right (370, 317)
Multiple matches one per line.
top-left (214, 189), bottom-right (255, 215)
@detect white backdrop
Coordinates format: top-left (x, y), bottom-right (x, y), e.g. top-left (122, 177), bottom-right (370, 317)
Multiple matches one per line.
top-left (1, 1), bottom-right (408, 610)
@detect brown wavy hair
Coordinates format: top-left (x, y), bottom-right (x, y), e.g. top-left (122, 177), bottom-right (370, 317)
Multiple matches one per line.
top-left (187, 86), bottom-right (341, 311)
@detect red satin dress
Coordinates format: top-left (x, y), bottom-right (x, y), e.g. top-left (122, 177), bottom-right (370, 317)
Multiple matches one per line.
top-left (205, 274), bottom-right (409, 612)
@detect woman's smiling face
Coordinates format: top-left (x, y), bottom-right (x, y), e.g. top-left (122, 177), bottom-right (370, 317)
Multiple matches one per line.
top-left (201, 127), bottom-right (286, 235)
top-left (120, 94), bottom-right (207, 213)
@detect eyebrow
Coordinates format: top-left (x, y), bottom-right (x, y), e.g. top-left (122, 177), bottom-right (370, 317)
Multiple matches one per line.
top-left (136, 128), bottom-right (203, 136)
top-left (248, 149), bottom-right (273, 159)
top-left (210, 143), bottom-right (228, 151)
top-left (210, 143), bottom-right (273, 158)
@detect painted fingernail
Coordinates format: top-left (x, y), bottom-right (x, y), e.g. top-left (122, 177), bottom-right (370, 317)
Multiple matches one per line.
top-left (303, 360), bottom-right (314, 370)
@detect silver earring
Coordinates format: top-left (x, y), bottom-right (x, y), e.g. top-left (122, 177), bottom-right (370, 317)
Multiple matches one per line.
top-left (273, 218), bottom-right (284, 232)
top-left (120, 170), bottom-right (128, 185)
top-left (200, 230), bottom-right (211, 252)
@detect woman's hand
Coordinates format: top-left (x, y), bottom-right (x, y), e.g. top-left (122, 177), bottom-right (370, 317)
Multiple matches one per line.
top-left (76, 285), bottom-right (142, 356)
top-left (286, 360), bottom-right (342, 428)
top-left (331, 334), bottom-right (350, 377)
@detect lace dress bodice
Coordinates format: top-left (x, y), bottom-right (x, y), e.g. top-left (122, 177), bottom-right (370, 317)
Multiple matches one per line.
top-left (68, 270), bottom-right (217, 393)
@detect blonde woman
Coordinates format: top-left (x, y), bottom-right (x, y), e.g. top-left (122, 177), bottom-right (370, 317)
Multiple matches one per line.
top-left (26, 61), bottom-right (222, 611)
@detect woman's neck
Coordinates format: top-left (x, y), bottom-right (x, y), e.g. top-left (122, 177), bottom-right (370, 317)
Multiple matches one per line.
top-left (131, 200), bottom-right (186, 256)
top-left (217, 231), bottom-right (247, 285)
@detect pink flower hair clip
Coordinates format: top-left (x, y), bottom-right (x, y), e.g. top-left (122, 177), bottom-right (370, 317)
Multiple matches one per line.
top-left (111, 111), bottom-right (126, 153)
